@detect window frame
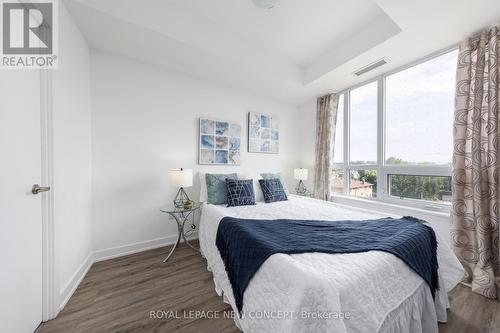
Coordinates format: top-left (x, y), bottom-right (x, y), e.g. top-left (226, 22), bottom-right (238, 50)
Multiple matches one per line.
top-left (332, 46), bottom-right (457, 212)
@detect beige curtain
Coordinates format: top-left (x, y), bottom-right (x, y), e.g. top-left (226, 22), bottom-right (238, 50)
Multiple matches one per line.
top-left (313, 93), bottom-right (339, 200)
top-left (451, 26), bottom-right (500, 299)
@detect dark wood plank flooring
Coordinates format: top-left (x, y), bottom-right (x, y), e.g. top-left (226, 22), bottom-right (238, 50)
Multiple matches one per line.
top-left (40, 241), bottom-right (499, 333)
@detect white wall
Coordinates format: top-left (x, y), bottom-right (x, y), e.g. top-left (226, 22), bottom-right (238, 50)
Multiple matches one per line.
top-left (90, 51), bottom-right (301, 256)
top-left (52, 3), bottom-right (92, 308)
top-left (298, 100), bottom-right (317, 190)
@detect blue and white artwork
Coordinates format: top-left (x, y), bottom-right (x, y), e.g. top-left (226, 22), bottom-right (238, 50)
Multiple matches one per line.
top-left (215, 150), bottom-right (228, 164)
top-left (216, 136), bottom-right (228, 149)
top-left (248, 112), bottom-right (279, 154)
top-left (216, 122), bottom-right (229, 136)
top-left (200, 119), bottom-right (215, 134)
top-left (249, 113), bottom-right (261, 127)
top-left (249, 126), bottom-right (260, 139)
top-left (261, 115), bottom-right (271, 128)
top-left (200, 135), bottom-right (214, 149)
top-left (261, 141), bottom-right (270, 152)
top-left (229, 124), bottom-right (241, 137)
top-left (229, 150), bottom-right (240, 164)
top-left (199, 118), bottom-right (241, 165)
top-left (229, 138), bottom-right (240, 150)
top-left (200, 149), bottom-right (214, 164)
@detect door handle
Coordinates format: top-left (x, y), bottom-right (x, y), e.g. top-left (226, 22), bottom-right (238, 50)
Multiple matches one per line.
top-left (32, 184), bottom-right (50, 195)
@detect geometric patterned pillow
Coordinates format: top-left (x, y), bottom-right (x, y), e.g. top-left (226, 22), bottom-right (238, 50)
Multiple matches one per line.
top-left (260, 172), bottom-right (289, 195)
top-left (206, 173), bottom-right (238, 205)
top-left (258, 178), bottom-right (288, 203)
top-left (226, 179), bottom-right (256, 207)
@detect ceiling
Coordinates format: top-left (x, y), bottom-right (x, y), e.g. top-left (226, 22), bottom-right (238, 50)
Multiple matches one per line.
top-left (65, 0), bottom-right (500, 105)
top-left (169, 0), bottom-right (387, 67)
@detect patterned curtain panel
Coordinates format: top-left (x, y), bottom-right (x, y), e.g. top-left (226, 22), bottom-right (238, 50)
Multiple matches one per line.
top-left (451, 26), bottom-right (500, 300)
top-left (313, 93), bottom-right (339, 200)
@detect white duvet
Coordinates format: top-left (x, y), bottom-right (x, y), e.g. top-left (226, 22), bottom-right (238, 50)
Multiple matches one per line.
top-left (198, 195), bottom-right (464, 333)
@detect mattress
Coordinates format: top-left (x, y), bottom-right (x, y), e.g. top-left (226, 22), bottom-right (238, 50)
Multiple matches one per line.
top-left (198, 195), bottom-right (464, 333)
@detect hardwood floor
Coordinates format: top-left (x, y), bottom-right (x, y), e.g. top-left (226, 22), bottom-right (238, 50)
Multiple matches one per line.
top-left (40, 241), bottom-right (238, 333)
top-left (40, 241), bottom-right (499, 333)
top-left (438, 283), bottom-right (500, 333)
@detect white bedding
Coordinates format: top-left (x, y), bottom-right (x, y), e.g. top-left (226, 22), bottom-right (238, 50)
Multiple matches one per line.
top-left (199, 195), bottom-right (464, 333)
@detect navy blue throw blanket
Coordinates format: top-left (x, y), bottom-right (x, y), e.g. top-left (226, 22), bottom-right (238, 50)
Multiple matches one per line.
top-left (216, 216), bottom-right (439, 312)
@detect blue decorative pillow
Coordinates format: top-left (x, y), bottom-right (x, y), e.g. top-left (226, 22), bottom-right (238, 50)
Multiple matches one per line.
top-left (206, 173), bottom-right (238, 205)
top-left (260, 172), bottom-right (289, 195)
top-left (259, 178), bottom-right (288, 203)
top-left (226, 179), bottom-right (256, 207)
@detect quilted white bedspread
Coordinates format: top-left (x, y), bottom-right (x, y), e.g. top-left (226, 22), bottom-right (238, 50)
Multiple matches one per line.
top-left (198, 195), bottom-right (464, 333)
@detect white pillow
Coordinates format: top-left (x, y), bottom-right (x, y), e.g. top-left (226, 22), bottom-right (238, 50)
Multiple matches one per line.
top-left (239, 173), bottom-right (264, 202)
top-left (199, 172), bottom-right (208, 202)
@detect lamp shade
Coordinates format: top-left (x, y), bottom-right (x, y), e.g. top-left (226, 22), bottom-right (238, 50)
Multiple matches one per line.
top-left (169, 168), bottom-right (193, 188)
top-left (294, 168), bottom-right (308, 181)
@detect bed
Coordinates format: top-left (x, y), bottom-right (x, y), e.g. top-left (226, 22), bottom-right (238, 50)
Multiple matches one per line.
top-left (199, 195), bottom-right (464, 333)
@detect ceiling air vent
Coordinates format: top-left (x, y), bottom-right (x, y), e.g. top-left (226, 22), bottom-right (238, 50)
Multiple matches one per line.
top-left (353, 58), bottom-right (390, 76)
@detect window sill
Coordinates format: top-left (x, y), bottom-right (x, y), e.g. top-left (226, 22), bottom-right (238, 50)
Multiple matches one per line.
top-left (331, 194), bottom-right (451, 220)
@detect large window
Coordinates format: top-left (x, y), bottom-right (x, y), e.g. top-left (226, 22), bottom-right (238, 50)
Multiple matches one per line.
top-left (350, 82), bottom-right (377, 165)
top-left (385, 50), bottom-right (457, 166)
top-left (331, 49), bottom-right (458, 210)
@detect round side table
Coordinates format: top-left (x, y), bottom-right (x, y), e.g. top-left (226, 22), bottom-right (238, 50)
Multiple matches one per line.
top-left (160, 203), bottom-right (201, 262)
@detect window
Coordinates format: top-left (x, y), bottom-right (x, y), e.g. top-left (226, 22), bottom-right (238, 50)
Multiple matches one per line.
top-left (332, 94), bottom-right (344, 164)
top-left (349, 81), bottom-right (377, 165)
top-left (386, 50), bottom-right (457, 165)
top-left (350, 170), bottom-right (377, 198)
top-left (331, 169), bottom-right (344, 194)
top-left (388, 174), bottom-right (452, 202)
top-left (331, 49), bottom-right (458, 211)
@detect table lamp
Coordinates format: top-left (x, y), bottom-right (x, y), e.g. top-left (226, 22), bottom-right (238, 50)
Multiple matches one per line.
top-left (294, 168), bottom-right (309, 195)
top-left (170, 168), bottom-right (193, 208)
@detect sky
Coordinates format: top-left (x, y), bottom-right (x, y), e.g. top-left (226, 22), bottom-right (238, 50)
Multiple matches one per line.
top-left (333, 49), bottom-right (458, 166)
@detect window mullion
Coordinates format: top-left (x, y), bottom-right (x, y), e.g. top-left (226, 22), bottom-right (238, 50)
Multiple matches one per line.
top-left (377, 77), bottom-right (386, 199)
top-left (343, 91), bottom-right (349, 195)
top-left (383, 165), bottom-right (452, 177)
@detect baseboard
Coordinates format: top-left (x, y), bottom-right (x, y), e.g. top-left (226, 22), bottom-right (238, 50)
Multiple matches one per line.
top-left (57, 232), bottom-right (198, 313)
top-left (93, 232), bottom-right (199, 262)
top-left (58, 252), bottom-right (94, 311)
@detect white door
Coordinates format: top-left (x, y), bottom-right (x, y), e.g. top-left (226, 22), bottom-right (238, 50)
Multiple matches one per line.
top-left (0, 70), bottom-right (44, 332)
